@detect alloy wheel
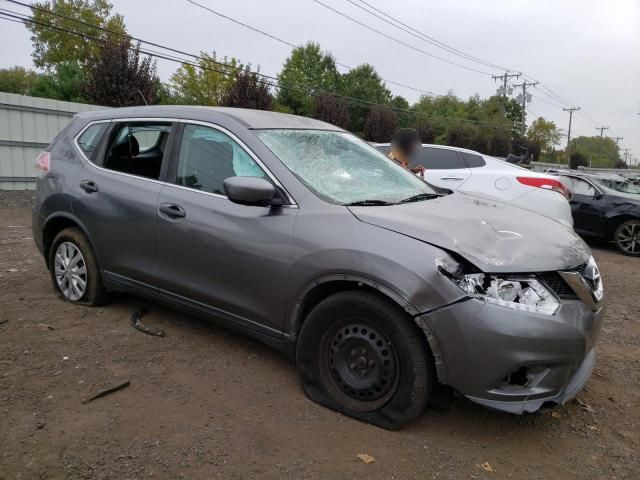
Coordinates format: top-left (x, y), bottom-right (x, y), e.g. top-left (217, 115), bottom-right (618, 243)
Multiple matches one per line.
top-left (617, 221), bottom-right (640, 254)
top-left (54, 241), bottom-right (87, 301)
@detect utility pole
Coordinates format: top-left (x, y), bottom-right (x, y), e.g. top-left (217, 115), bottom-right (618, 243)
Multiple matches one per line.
top-left (596, 126), bottom-right (609, 138)
top-left (622, 148), bottom-right (631, 165)
top-left (612, 136), bottom-right (623, 145)
top-left (512, 81), bottom-right (538, 133)
top-left (563, 106), bottom-right (580, 163)
top-left (492, 71), bottom-right (521, 97)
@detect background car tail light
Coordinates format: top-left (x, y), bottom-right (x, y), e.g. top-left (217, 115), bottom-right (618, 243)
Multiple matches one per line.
top-left (35, 151), bottom-right (50, 173)
top-left (516, 176), bottom-right (571, 200)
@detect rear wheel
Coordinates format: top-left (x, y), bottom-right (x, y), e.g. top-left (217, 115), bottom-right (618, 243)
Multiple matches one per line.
top-left (49, 227), bottom-right (108, 306)
top-left (613, 220), bottom-right (640, 256)
top-left (296, 290), bottom-right (433, 430)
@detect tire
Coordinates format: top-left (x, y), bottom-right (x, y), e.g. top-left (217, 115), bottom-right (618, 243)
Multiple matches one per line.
top-left (48, 227), bottom-right (108, 306)
top-left (296, 290), bottom-right (433, 430)
top-left (613, 219), bottom-right (640, 256)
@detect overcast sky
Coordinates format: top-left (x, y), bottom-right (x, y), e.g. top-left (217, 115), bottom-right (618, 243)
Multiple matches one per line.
top-left (1, 0), bottom-right (638, 162)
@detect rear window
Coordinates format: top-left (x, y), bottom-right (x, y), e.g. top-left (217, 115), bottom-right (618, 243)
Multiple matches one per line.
top-left (411, 147), bottom-right (467, 170)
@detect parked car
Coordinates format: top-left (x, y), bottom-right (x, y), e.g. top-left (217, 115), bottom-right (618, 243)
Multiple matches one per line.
top-left (554, 173), bottom-right (640, 256)
top-left (375, 143), bottom-right (573, 227)
top-left (33, 106), bottom-right (605, 429)
top-left (588, 173), bottom-right (640, 196)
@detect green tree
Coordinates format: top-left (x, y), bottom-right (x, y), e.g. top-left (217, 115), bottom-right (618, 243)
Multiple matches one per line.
top-left (0, 66), bottom-right (37, 94)
top-left (27, 0), bottom-right (126, 69)
top-left (29, 62), bottom-right (85, 102)
top-left (169, 52), bottom-right (240, 106)
top-left (527, 117), bottom-right (561, 159)
top-left (340, 64), bottom-right (391, 132)
top-left (277, 42), bottom-right (341, 116)
top-left (363, 105), bottom-right (397, 142)
top-left (570, 136), bottom-right (620, 168)
top-left (81, 38), bottom-right (158, 107)
top-left (311, 94), bottom-right (350, 129)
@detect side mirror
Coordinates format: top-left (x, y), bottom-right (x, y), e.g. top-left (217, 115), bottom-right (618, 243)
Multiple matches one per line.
top-left (594, 191), bottom-right (604, 200)
top-left (223, 176), bottom-right (283, 207)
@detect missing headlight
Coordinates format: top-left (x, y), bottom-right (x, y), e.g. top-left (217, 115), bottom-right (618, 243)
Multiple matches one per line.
top-left (436, 258), bottom-right (560, 315)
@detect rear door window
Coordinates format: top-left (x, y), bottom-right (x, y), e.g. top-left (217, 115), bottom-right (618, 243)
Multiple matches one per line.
top-left (410, 147), bottom-right (467, 170)
top-left (101, 122), bottom-right (173, 180)
top-left (461, 152), bottom-right (486, 168)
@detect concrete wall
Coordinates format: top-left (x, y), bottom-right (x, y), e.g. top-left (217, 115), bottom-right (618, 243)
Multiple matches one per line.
top-left (0, 93), bottom-right (106, 190)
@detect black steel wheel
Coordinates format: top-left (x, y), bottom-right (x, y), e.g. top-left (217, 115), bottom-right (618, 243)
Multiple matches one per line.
top-left (296, 290), bottom-right (433, 430)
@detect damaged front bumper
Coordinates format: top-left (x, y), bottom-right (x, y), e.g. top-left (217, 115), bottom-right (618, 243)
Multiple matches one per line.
top-left (415, 297), bottom-right (605, 415)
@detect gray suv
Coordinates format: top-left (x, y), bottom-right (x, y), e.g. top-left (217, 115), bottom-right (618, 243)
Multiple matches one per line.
top-left (32, 106), bottom-right (605, 429)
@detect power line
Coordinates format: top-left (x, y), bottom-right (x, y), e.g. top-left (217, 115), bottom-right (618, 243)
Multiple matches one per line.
top-left (344, 0), bottom-right (512, 72)
top-left (182, 0), bottom-right (441, 97)
top-left (0, 6), bottom-right (508, 128)
top-left (310, 0), bottom-right (495, 76)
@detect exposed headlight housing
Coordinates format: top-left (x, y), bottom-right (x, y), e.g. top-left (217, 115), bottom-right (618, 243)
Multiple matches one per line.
top-left (437, 258), bottom-right (559, 315)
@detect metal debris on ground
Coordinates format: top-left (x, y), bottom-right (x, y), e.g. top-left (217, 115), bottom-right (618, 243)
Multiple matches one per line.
top-left (356, 453), bottom-right (376, 464)
top-left (576, 397), bottom-right (596, 413)
top-left (477, 462), bottom-right (495, 472)
top-left (81, 380), bottom-right (130, 404)
top-left (131, 308), bottom-right (165, 337)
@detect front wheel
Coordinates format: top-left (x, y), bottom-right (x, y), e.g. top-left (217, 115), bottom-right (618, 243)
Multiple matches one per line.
top-left (296, 290), bottom-right (433, 430)
top-left (614, 220), bottom-right (640, 256)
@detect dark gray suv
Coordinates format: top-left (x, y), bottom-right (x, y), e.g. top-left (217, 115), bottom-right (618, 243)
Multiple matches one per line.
top-left (32, 106), bottom-right (605, 429)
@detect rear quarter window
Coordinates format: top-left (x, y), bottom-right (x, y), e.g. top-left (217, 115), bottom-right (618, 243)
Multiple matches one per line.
top-left (461, 152), bottom-right (486, 168)
top-left (76, 123), bottom-right (109, 161)
top-left (411, 147), bottom-right (467, 169)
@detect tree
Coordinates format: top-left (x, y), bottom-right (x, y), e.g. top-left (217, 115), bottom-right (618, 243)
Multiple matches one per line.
top-left (527, 117), bottom-right (561, 158)
top-left (416, 121), bottom-right (436, 143)
top-left (81, 38), bottom-right (158, 107)
top-left (27, 0), bottom-right (126, 69)
top-left (446, 123), bottom-right (475, 149)
top-left (340, 64), bottom-right (391, 133)
top-left (569, 136), bottom-right (620, 168)
top-left (169, 52), bottom-right (239, 106)
top-left (277, 42), bottom-right (341, 116)
top-left (363, 105), bottom-right (397, 142)
top-left (222, 65), bottom-right (273, 110)
top-left (486, 129), bottom-right (511, 157)
top-left (569, 151), bottom-right (589, 169)
top-left (30, 62), bottom-right (85, 102)
top-left (0, 66), bottom-right (37, 94)
top-left (311, 94), bottom-right (350, 129)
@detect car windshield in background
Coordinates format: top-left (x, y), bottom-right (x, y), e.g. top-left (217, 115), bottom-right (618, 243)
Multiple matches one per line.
top-left (256, 129), bottom-right (437, 205)
top-left (593, 179), bottom-right (640, 195)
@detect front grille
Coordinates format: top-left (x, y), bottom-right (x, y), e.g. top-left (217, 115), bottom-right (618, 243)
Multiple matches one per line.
top-left (537, 272), bottom-right (577, 299)
top-left (537, 263), bottom-right (587, 300)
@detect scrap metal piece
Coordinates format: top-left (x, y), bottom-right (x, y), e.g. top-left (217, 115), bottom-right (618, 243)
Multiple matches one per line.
top-left (81, 380), bottom-right (130, 404)
top-left (131, 308), bottom-right (165, 337)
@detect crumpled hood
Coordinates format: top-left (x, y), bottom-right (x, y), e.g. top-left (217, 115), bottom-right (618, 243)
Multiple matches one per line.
top-left (349, 192), bottom-right (591, 273)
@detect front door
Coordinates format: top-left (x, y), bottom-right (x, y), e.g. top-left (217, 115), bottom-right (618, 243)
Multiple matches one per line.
top-left (155, 122), bottom-right (297, 335)
top-left (566, 177), bottom-right (605, 236)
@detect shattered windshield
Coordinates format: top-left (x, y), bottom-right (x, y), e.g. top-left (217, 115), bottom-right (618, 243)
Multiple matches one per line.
top-left (255, 129), bottom-right (436, 205)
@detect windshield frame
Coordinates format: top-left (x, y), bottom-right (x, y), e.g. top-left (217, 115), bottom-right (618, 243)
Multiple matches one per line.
top-left (255, 128), bottom-right (439, 206)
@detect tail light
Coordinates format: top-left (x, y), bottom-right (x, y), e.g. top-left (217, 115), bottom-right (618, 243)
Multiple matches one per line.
top-left (516, 176), bottom-right (571, 200)
top-left (35, 151), bottom-right (50, 173)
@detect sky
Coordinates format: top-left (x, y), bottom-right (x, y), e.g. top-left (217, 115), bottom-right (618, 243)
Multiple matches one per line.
top-left (1, 0), bottom-right (639, 164)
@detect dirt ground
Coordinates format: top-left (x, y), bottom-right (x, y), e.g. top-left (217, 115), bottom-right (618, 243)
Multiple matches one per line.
top-left (1, 190), bottom-right (638, 480)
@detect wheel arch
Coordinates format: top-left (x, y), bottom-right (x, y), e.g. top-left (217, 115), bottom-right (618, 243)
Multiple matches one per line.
top-left (604, 213), bottom-right (640, 240)
top-left (286, 274), bottom-right (419, 341)
top-left (42, 213), bottom-right (98, 269)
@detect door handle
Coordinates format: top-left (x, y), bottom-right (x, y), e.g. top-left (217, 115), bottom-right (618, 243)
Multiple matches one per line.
top-left (79, 180), bottom-right (98, 193)
top-left (440, 176), bottom-right (464, 181)
top-left (159, 203), bottom-right (186, 219)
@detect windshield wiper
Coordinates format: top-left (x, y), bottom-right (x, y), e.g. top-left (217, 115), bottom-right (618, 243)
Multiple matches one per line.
top-left (344, 199), bottom-right (395, 206)
top-left (398, 193), bottom-right (442, 204)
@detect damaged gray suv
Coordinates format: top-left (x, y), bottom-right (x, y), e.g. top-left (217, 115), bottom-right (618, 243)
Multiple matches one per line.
top-left (32, 106), bottom-right (605, 429)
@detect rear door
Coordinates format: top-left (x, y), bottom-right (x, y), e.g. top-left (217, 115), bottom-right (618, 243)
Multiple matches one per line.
top-left (154, 122), bottom-right (298, 334)
top-left (410, 147), bottom-right (472, 190)
top-left (71, 120), bottom-right (175, 292)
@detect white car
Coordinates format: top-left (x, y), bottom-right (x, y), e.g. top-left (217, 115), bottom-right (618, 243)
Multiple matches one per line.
top-left (375, 143), bottom-right (573, 227)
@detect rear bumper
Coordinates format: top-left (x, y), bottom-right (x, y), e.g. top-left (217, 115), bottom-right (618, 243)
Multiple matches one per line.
top-left (415, 297), bottom-right (605, 414)
top-left (511, 189), bottom-right (574, 228)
